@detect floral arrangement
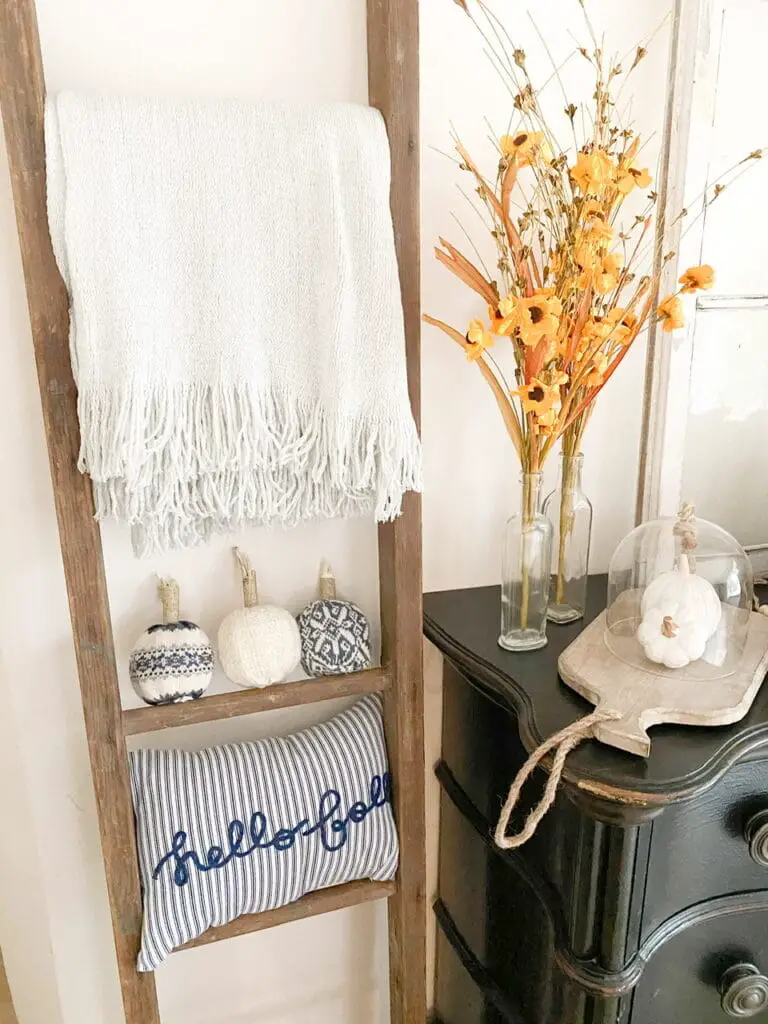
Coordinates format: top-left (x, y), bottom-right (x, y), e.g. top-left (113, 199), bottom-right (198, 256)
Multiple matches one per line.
top-left (425, 0), bottom-right (760, 476)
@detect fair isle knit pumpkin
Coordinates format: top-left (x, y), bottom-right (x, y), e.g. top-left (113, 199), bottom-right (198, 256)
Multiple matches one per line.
top-left (297, 561), bottom-right (372, 677)
top-left (129, 578), bottom-right (214, 706)
top-left (218, 549), bottom-right (301, 689)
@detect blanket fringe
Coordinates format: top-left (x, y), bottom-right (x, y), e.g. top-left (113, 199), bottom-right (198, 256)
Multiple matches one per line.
top-left (78, 383), bottom-right (422, 556)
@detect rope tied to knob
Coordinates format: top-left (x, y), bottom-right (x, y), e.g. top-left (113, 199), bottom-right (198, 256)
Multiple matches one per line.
top-left (494, 708), bottom-right (622, 850)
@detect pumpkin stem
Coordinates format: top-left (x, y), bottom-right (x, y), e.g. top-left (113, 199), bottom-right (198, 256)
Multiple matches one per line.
top-left (661, 615), bottom-right (678, 639)
top-left (319, 560), bottom-right (337, 600)
top-left (233, 547), bottom-right (259, 608)
top-left (158, 577), bottom-right (180, 624)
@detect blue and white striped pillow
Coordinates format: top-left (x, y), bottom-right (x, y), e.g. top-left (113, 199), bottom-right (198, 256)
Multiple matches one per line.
top-left (130, 695), bottom-right (398, 970)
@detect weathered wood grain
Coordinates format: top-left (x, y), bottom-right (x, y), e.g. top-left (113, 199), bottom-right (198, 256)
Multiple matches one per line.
top-left (124, 667), bottom-right (390, 735)
top-left (368, 1), bottom-right (427, 1021)
top-left (560, 610), bottom-right (768, 757)
top-left (0, 2), bottom-right (160, 1020)
top-left (179, 879), bottom-right (396, 952)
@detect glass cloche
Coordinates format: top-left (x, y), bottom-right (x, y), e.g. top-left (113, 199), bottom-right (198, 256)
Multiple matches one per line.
top-left (605, 505), bottom-right (753, 680)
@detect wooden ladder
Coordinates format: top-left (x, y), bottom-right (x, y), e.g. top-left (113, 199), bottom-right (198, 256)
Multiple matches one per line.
top-left (0, 1), bottom-right (426, 1021)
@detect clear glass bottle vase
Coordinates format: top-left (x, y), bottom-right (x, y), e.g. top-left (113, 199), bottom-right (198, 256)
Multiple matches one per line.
top-left (543, 453), bottom-right (593, 624)
top-left (499, 472), bottom-right (553, 652)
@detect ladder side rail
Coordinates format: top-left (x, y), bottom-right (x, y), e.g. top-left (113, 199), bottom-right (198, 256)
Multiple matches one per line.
top-left (367, 1), bottom-right (428, 1021)
top-left (0, 3), bottom-right (161, 1021)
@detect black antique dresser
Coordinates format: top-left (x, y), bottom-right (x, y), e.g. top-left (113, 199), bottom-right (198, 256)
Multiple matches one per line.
top-left (425, 578), bottom-right (768, 1024)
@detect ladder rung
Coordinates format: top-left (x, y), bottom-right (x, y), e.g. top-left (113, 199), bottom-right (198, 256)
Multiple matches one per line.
top-left (178, 878), bottom-right (396, 951)
top-left (122, 666), bottom-right (390, 736)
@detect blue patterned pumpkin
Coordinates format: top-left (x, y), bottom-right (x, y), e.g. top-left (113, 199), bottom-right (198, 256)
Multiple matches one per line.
top-left (297, 563), bottom-right (371, 677)
top-left (129, 578), bottom-right (214, 705)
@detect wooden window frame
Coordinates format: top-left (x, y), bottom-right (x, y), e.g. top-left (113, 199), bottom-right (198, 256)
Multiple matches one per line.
top-left (637, 0), bottom-right (768, 569)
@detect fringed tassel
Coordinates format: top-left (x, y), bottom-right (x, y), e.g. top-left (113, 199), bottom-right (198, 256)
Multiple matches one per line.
top-left (80, 383), bottom-right (421, 555)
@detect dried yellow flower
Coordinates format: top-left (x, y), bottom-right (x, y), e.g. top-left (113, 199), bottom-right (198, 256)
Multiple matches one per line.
top-left (657, 295), bottom-right (685, 332)
top-left (678, 265), bottom-right (715, 294)
top-left (570, 149), bottom-right (614, 193)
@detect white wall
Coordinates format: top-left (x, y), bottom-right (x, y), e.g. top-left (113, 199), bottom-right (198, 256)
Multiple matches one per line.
top-left (0, 2), bottom-right (671, 1022)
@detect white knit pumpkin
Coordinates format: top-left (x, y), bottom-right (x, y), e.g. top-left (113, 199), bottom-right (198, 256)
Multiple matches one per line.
top-left (637, 553), bottom-right (722, 669)
top-left (218, 549), bottom-right (300, 689)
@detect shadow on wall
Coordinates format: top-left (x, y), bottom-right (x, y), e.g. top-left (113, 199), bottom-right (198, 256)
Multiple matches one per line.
top-left (0, 651), bottom-right (65, 1024)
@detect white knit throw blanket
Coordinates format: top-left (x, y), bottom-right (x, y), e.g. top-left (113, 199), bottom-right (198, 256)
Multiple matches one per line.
top-left (45, 93), bottom-right (421, 555)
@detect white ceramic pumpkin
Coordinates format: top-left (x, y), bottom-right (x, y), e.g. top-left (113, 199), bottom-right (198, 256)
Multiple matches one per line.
top-left (218, 549), bottom-right (301, 689)
top-left (636, 608), bottom-right (710, 668)
top-left (637, 553), bottom-right (722, 668)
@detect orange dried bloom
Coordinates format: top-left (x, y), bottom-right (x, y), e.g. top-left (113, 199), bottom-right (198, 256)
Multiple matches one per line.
top-left (575, 244), bottom-right (599, 288)
top-left (605, 307), bottom-right (637, 345)
top-left (465, 320), bottom-right (495, 360)
top-left (514, 290), bottom-right (563, 347)
top-left (615, 161), bottom-right (653, 194)
top-left (586, 216), bottom-right (614, 246)
top-left (514, 377), bottom-right (561, 427)
top-left (500, 130), bottom-right (551, 167)
top-left (494, 295), bottom-right (522, 336)
top-left (576, 318), bottom-right (611, 358)
top-left (581, 200), bottom-right (613, 245)
top-left (585, 354), bottom-right (610, 387)
top-left (581, 199), bottom-right (606, 219)
top-left (678, 264), bottom-right (715, 294)
top-left (657, 295), bottom-right (685, 332)
top-left (570, 149), bottom-right (614, 193)
top-left (594, 252), bottom-right (623, 295)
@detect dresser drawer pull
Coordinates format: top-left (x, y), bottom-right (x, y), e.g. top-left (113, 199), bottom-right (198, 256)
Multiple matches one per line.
top-left (719, 964), bottom-right (768, 1017)
top-left (745, 810), bottom-right (768, 868)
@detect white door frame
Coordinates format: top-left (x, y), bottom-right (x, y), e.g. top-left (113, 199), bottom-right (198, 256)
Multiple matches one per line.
top-left (636, 0), bottom-right (721, 524)
top-left (637, 0), bottom-right (768, 570)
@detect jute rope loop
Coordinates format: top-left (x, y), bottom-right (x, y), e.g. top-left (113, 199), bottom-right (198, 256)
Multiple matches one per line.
top-left (673, 501), bottom-right (698, 553)
top-left (494, 708), bottom-right (622, 850)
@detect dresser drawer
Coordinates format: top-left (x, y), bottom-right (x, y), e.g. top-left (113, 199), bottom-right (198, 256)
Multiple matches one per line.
top-left (633, 897), bottom-right (768, 1022)
top-left (435, 761), bottom-right (619, 1023)
top-left (440, 657), bottom-right (525, 823)
top-left (436, 781), bottom-right (558, 1020)
top-left (440, 658), bottom-right (583, 894)
top-left (643, 759), bottom-right (768, 937)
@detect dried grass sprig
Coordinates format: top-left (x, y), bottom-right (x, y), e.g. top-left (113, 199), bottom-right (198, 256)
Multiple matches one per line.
top-left (425, 0), bottom-right (759, 473)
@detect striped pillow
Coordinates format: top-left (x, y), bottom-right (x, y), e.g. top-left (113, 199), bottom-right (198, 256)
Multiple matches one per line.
top-left (130, 695), bottom-right (398, 970)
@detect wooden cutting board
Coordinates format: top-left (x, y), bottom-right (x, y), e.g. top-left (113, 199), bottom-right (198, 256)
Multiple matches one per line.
top-left (558, 610), bottom-right (768, 757)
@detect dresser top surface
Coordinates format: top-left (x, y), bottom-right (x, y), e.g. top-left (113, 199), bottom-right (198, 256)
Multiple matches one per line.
top-left (424, 577), bottom-right (768, 803)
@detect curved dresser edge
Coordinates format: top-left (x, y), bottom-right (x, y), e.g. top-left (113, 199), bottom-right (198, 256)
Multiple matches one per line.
top-left (425, 613), bottom-right (768, 808)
